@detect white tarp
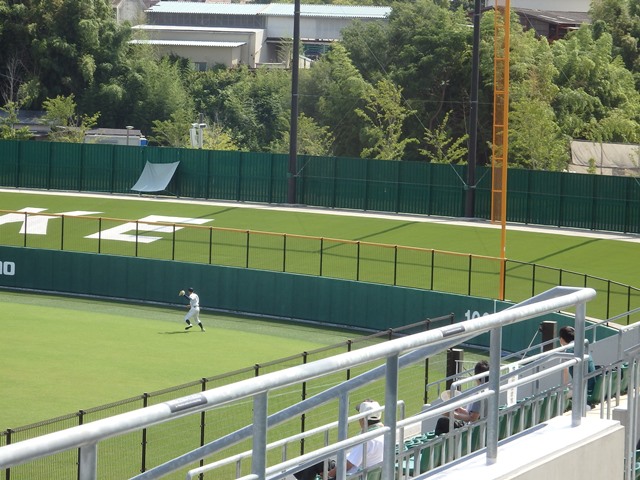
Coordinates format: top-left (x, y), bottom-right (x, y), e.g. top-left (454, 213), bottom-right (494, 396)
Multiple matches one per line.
top-left (570, 140), bottom-right (640, 176)
top-left (131, 161), bottom-right (180, 193)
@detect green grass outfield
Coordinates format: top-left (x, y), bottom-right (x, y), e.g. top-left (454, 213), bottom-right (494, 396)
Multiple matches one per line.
top-left (0, 290), bottom-right (364, 428)
top-left (1, 189), bottom-right (639, 287)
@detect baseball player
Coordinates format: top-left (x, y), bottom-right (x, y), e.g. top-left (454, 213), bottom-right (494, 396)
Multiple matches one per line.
top-left (178, 287), bottom-right (205, 332)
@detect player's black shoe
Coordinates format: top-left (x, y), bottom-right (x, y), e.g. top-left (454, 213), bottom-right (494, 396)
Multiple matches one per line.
top-left (199, 324), bottom-right (205, 332)
top-left (185, 324), bottom-right (193, 330)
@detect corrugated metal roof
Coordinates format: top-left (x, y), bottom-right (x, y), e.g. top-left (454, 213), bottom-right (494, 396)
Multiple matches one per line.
top-left (130, 39), bottom-right (246, 47)
top-left (146, 2), bottom-right (390, 19)
top-left (132, 24), bottom-right (261, 33)
top-left (514, 8), bottom-right (590, 25)
top-left (146, 2), bottom-right (269, 15)
top-left (266, 4), bottom-right (390, 18)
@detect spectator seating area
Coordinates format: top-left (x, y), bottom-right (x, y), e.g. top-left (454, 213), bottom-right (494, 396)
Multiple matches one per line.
top-left (396, 361), bottom-right (630, 479)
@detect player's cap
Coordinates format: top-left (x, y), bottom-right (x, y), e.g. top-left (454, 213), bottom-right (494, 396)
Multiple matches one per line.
top-left (188, 287), bottom-right (194, 292)
top-left (356, 400), bottom-right (382, 421)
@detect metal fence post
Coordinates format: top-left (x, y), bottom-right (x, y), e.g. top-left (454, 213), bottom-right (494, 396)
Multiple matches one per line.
top-left (283, 234), bottom-right (287, 273)
top-left (467, 254), bottom-right (472, 295)
top-left (300, 352), bottom-right (309, 455)
top-left (78, 443), bottom-right (97, 480)
top-left (393, 245), bottom-right (398, 286)
top-left (383, 354), bottom-right (399, 480)
top-left (23, 212), bottom-right (27, 247)
top-left (141, 394), bottom-right (149, 474)
top-left (487, 326), bottom-right (502, 464)
top-left (60, 215), bottom-right (65, 251)
top-left (208, 227), bottom-right (213, 265)
top-left (251, 392), bottom-right (268, 480)
top-left (245, 230), bottom-right (250, 268)
top-left (430, 250), bottom-right (435, 290)
top-left (573, 301), bottom-right (587, 426)
top-left (172, 224), bottom-right (176, 261)
top-left (98, 218), bottom-right (102, 254)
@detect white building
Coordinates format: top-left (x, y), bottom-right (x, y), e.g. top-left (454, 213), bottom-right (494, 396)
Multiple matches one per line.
top-left (130, 2), bottom-right (391, 69)
top-left (131, 25), bottom-right (264, 68)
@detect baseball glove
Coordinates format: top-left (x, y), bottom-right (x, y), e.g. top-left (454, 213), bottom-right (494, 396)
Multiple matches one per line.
top-left (178, 290), bottom-right (185, 296)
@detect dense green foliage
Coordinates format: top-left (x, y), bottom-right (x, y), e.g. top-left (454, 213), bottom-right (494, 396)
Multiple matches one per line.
top-left (2, 0), bottom-right (640, 169)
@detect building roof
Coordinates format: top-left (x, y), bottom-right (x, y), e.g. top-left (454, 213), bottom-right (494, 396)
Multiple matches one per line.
top-left (132, 24), bottom-right (262, 34)
top-left (485, 0), bottom-right (590, 12)
top-left (514, 8), bottom-right (590, 26)
top-left (87, 127), bottom-right (143, 136)
top-left (146, 2), bottom-right (391, 19)
top-left (130, 39), bottom-right (246, 47)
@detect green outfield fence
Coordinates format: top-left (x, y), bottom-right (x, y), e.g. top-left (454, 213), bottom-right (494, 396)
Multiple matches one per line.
top-left (1, 210), bottom-right (639, 323)
top-left (1, 140), bottom-right (640, 233)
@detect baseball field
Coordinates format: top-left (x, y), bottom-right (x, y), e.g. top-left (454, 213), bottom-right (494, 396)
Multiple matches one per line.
top-left (1, 189), bottom-right (638, 429)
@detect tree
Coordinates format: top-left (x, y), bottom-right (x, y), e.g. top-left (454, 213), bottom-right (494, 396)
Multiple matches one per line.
top-left (42, 94), bottom-right (99, 143)
top-left (200, 123), bottom-right (240, 151)
top-left (149, 109), bottom-right (194, 147)
top-left (85, 50), bottom-right (195, 135)
top-left (487, 13), bottom-right (569, 170)
top-left (356, 78), bottom-right (417, 160)
top-left (551, 27), bottom-right (640, 143)
top-left (419, 111), bottom-right (468, 164)
top-left (150, 111), bottom-right (240, 150)
top-left (508, 99), bottom-right (569, 171)
top-left (590, 0), bottom-right (640, 82)
top-left (269, 113), bottom-right (335, 156)
top-left (0, 101), bottom-right (32, 140)
top-left (299, 43), bottom-right (370, 157)
top-left (379, 0), bottom-right (472, 154)
top-left (185, 66), bottom-right (292, 152)
top-left (340, 20), bottom-right (391, 84)
top-left (0, 0), bottom-right (132, 111)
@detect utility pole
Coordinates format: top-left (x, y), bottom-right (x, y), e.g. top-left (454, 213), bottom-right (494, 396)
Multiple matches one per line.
top-left (287, 0), bottom-right (301, 204)
top-left (465, 0), bottom-right (482, 218)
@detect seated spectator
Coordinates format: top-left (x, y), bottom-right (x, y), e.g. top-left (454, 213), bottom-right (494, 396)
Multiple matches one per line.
top-left (559, 325), bottom-right (596, 396)
top-left (294, 399), bottom-right (384, 479)
top-left (435, 360), bottom-right (489, 435)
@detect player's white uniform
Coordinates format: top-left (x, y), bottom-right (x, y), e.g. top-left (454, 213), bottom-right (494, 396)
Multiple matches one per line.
top-left (184, 292), bottom-right (200, 322)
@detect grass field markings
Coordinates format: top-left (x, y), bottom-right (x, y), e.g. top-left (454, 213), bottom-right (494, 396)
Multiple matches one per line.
top-left (349, 221), bottom-right (416, 244)
top-left (522, 237), bottom-right (603, 266)
top-left (192, 206), bottom-right (237, 219)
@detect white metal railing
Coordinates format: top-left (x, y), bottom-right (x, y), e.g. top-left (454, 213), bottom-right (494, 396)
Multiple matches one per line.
top-left (0, 286), bottom-right (597, 480)
top-left (185, 402), bottom-right (405, 479)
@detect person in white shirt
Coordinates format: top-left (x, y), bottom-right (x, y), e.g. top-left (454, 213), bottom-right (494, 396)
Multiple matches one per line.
top-left (180, 287), bottom-right (205, 332)
top-left (293, 400), bottom-right (384, 480)
top-left (327, 399), bottom-right (385, 477)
